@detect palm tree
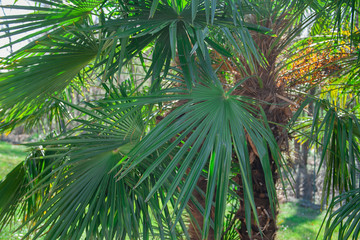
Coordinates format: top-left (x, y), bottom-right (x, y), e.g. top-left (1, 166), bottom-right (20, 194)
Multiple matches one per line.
top-left (0, 0), bottom-right (359, 239)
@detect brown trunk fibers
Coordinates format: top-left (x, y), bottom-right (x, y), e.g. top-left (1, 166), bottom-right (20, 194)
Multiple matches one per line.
top-left (236, 157), bottom-right (278, 240)
top-left (188, 176), bottom-right (215, 240)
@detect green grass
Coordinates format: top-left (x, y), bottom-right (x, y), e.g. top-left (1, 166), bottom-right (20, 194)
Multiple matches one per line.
top-left (0, 141), bottom-right (339, 239)
top-left (0, 141), bottom-right (27, 180)
top-left (276, 201), bottom-right (338, 240)
top-left (0, 141), bottom-right (29, 240)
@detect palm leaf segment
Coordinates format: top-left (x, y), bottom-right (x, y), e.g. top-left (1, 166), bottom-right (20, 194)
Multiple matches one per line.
top-left (292, 98), bottom-right (360, 240)
top-left (0, 31), bottom-right (98, 120)
top-left (100, 0), bottom-right (269, 89)
top-left (0, 0), bottom-right (102, 51)
top-left (0, 0), bottom-right (103, 131)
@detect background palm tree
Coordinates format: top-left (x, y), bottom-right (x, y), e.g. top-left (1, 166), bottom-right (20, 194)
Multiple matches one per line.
top-left (0, 0), bottom-right (359, 239)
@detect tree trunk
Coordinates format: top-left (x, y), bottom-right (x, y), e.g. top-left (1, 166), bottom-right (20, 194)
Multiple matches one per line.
top-left (301, 141), bottom-right (313, 202)
top-left (294, 140), bottom-right (301, 199)
top-left (295, 141), bottom-right (313, 202)
top-left (299, 88), bottom-right (316, 202)
top-left (188, 176), bottom-right (215, 240)
top-left (236, 154), bottom-right (278, 240)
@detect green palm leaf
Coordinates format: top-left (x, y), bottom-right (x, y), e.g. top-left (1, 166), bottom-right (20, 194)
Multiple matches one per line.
top-left (321, 188), bottom-right (360, 240)
top-left (109, 74), bottom-right (282, 238)
top-left (0, 84), bottom-right (189, 239)
top-left (99, 0), bottom-right (272, 87)
top-left (0, 29), bottom-right (98, 132)
top-left (292, 98), bottom-right (360, 204)
top-left (0, 0), bottom-right (102, 52)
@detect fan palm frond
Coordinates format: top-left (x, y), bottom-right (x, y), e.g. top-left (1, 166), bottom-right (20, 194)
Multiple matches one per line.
top-left (0, 84), bottom-right (188, 239)
top-left (106, 70), bottom-right (283, 238)
top-left (0, 28), bottom-right (99, 132)
top-left (0, 0), bottom-right (102, 53)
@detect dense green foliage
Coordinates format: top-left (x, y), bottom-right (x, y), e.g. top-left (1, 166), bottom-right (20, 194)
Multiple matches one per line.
top-left (0, 142), bottom-right (328, 240)
top-left (0, 0), bottom-right (359, 239)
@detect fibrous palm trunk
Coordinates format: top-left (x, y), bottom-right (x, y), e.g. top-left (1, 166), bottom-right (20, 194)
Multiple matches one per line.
top-left (236, 156), bottom-right (278, 239)
top-left (233, 16), bottom-right (293, 240)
